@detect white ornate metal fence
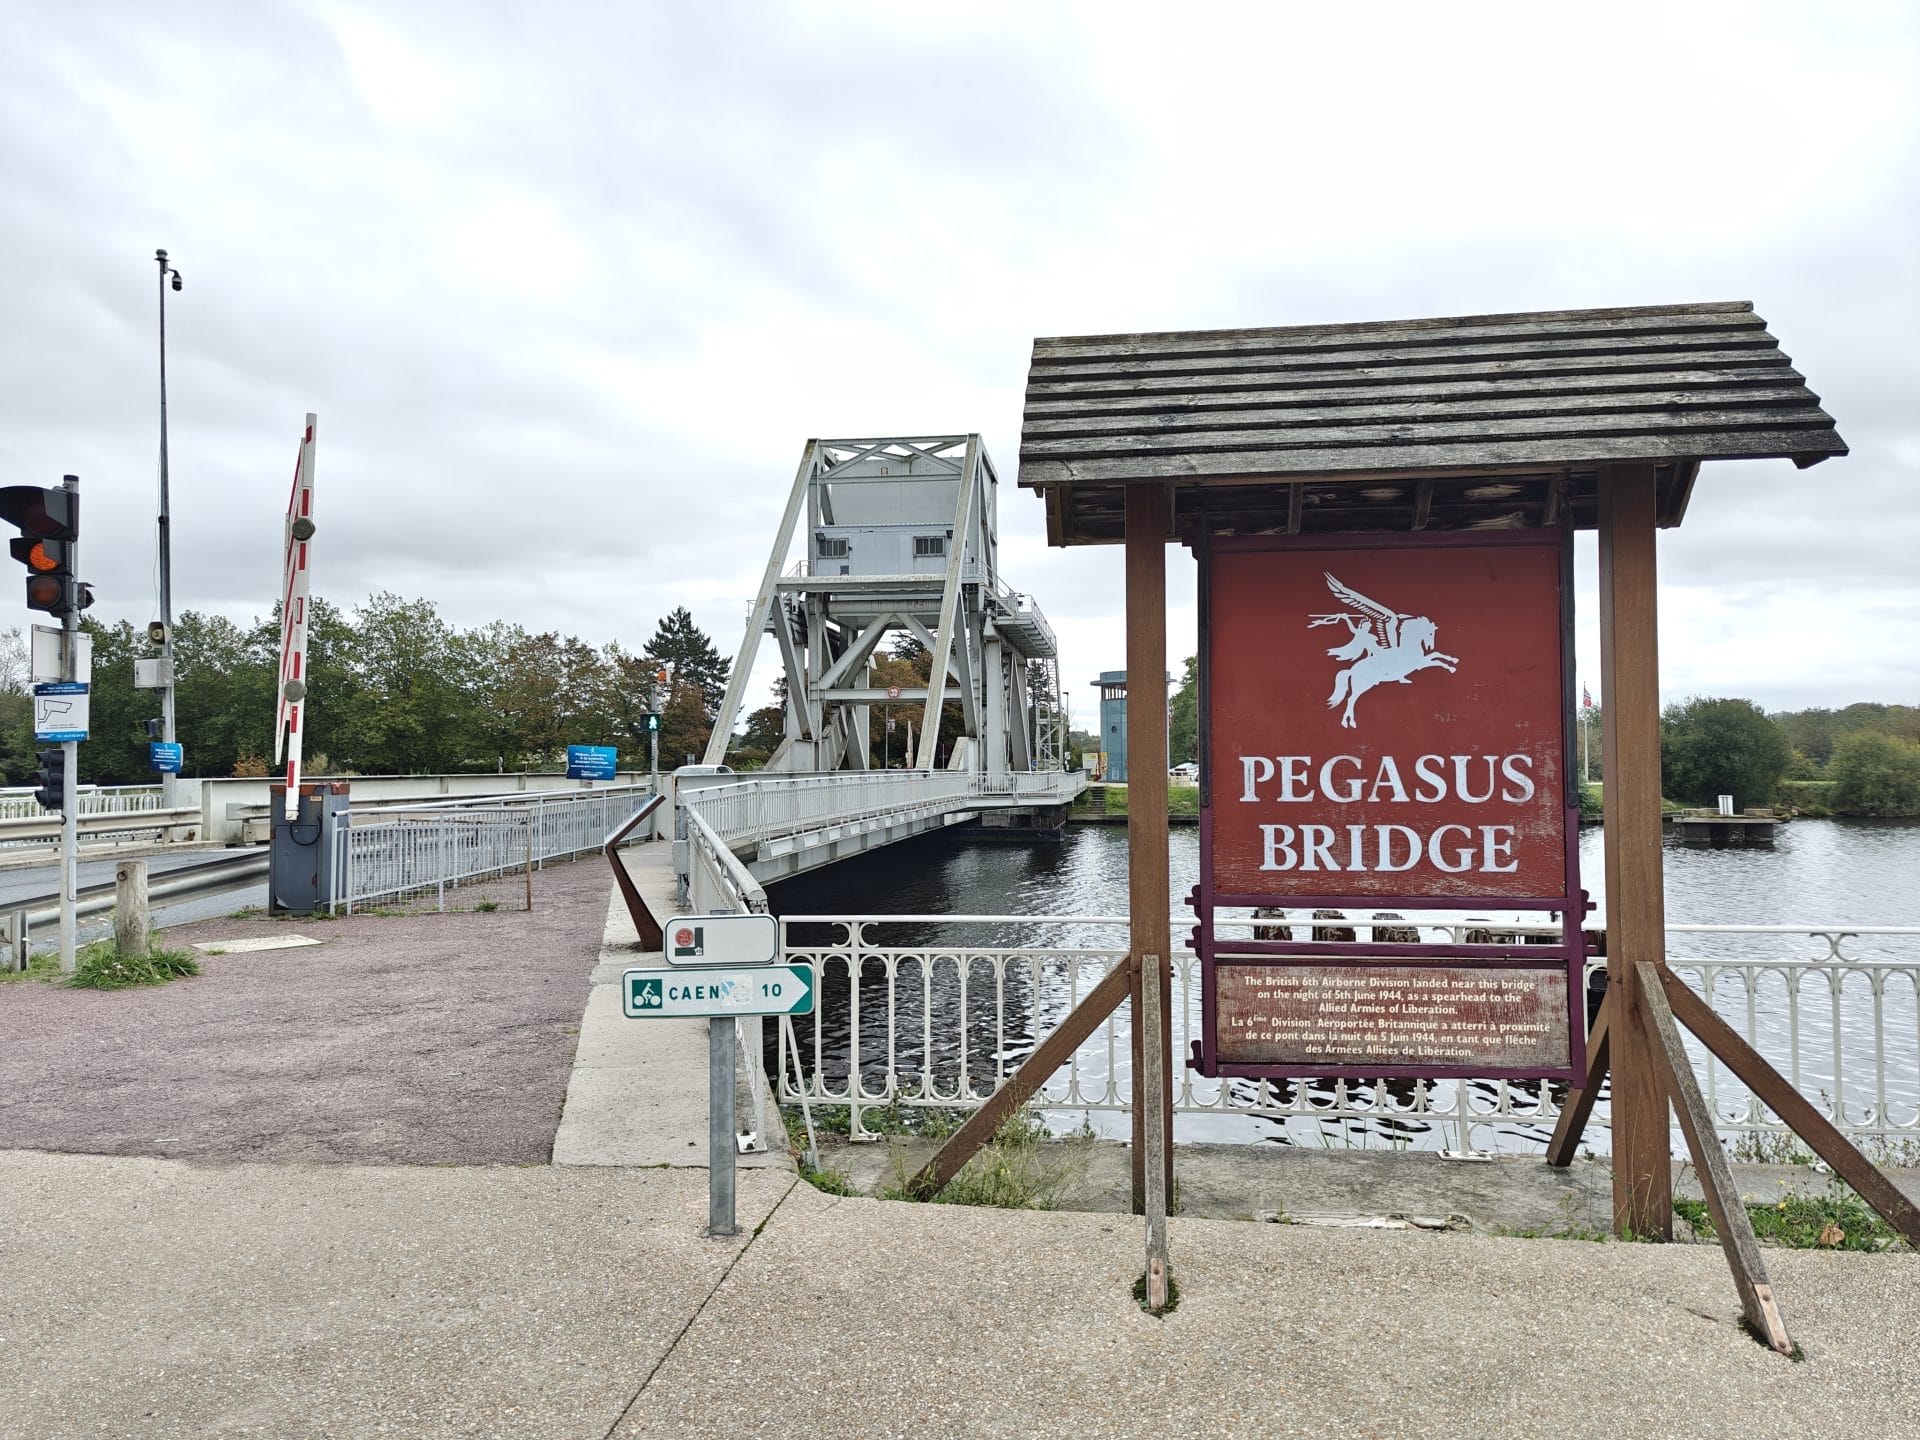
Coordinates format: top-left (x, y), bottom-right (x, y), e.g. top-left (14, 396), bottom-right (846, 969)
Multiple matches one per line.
top-left (330, 784), bottom-right (657, 912)
top-left (775, 915), bottom-right (1920, 1158)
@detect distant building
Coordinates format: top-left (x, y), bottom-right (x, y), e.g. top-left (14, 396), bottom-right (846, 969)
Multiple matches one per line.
top-left (1091, 671), bottom-right (1172, 782)
top-left (1094, 670), bottom-right (1129, 781)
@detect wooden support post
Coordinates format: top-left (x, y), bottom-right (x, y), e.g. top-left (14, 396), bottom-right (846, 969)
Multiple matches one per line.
top-left (1657, 968), bottom-right (1920, 1246)
top-left (1141, 949), bottom-right (1170, 1311)
top-left (1597, 464), bottom-right (1671, 1239)
top-left (1638, 965), bottom-right (1793, 1354)
top-left (1544, 989), bottom-right (1611, 1166)
top-left (908, 956), bottom-right (1137, 1199)
top-left (1124, 481), bottom-right (1174, 1217)
top-left (114, 860), bottom-right (150, 958)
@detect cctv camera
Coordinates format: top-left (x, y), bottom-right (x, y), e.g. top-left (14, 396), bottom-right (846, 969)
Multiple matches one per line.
top-left (170, 274), bottom-right (182, 291)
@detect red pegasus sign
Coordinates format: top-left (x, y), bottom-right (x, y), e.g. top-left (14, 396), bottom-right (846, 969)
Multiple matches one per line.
top-left (1196, 529), bottom-right (1585, 1082)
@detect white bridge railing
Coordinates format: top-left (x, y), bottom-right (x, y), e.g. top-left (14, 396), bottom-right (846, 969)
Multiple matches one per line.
top-left (0, 784), bottom-right (166, 821)
top-left (682, 769), bottom-right (1081, 856)
top-left (331, 784), bottom-right (657, 912)
top-left (775, 915), bottom-right (1920, 1160)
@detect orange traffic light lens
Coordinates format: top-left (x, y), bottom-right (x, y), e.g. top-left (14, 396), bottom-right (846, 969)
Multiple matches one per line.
top-left (24, 541), bottom-right (56, 573)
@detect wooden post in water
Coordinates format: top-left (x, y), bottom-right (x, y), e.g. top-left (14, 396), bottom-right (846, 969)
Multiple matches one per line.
top-left (1597, 463), bottom-right (1671, 1239)
top-left (1124, 482), bottom-right (1174, 1217)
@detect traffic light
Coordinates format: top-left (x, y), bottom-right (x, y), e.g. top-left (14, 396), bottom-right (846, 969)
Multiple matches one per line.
top-left (0, 483), bottom-right (91, 617)
top-left (33, 746), bottom-right (65, 812)
top-left (645, 712), bottom-right (661, 733)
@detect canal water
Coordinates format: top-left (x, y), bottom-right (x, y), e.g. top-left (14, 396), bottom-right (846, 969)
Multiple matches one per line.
top-left (769, 819), bottom-right (1920, 1150)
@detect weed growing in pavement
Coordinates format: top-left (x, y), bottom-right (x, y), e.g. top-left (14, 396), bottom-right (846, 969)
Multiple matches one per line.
top-left (1674, 1181), bottom-right (1908, 1253)
top-left (1728, 1131), bottom-right (1817, 1166)
top-left (226, 906), bottom-right (265, 920)
top-left (0, 951), bottom-right (61, 984)
top-left (782, 1102), bottom-right (964, 1142)
top-left (1489, 1191), bottom-right (1610, 1242)
top-left (880, 1109), bottom-right (1092, 1210)
top-left (66, 940), bottom-right (200, 991)
top-left (1132, 1271), bottom-right (1181, 1315)
top-left (475, 900), bottom-right (500, 913)
top-left (798, 1159), bottom-right (855, 1196)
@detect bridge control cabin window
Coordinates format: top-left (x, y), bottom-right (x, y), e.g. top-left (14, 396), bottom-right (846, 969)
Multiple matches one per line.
top-left (817, 536), bottom-right (849, 559)
top-left (913, 535), bottom-right (947, 559)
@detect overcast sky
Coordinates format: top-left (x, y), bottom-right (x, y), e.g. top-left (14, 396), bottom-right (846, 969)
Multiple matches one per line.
top-left (3, 1), bottom-right (1915, 729)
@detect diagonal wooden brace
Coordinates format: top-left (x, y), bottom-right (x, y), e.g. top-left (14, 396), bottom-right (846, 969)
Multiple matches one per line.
top-left (1638, 963), bottom-right (1793, 1356)
top-left (1657, 966), bottom-right (1920, 1247)
top-left (908, 955), bottom-right (1137, 1201)
top-left (1545, 988), bottom-right (1611, 1167)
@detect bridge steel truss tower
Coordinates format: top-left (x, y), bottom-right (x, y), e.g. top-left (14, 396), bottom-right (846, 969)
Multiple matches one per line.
top-left (705, 435), bottom-right (1064, 777)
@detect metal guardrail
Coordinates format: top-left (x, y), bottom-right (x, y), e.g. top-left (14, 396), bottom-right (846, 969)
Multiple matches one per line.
top-left (331, 784), bottom-right (657, 913)
top-left (775, 916), bottom-right (1920, 1158)
top-left (0, 806), bottom-right (201, 847)
top-left (685, 807), bottom-right (768, 916)
top-left (3, 851), bottom-right (269, 968)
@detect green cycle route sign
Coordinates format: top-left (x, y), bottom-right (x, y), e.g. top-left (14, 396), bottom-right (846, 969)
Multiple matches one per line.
top-left (622, 965), bottom-right (815, 1019)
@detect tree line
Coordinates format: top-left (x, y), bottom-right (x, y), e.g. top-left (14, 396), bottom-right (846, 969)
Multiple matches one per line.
top-left (1160, 660), bottom-right (1919, 818)
top-left (0, 598), bottom-right (734, 786)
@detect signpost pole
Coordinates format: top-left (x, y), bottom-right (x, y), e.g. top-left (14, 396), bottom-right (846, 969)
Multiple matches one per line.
top-left (708, 1017), bottom-right (738, 1237)
top-left (1597, 463), bottom-right (1671, 1239)
top-left (1123, 482), bottom-right (1173, 1217)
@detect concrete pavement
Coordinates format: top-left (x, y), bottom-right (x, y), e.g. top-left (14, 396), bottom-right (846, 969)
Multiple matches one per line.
top-left (2, 1147), bottom-right (1915, 1440)
top-left (4, 843), bottom-right (1918, 1437)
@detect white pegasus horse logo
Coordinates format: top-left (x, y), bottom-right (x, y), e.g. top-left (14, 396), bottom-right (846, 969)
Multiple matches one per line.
top-left (1310, 572), bottom-right (1460, 729)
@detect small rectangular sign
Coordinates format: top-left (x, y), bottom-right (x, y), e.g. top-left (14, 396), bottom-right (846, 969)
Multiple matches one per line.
top-left (566, 744), bottom-right (619, 780)
top-left (663, 912), bottom-right (778, 967)
top-left (31, 626), bottom-right (91, 686)
top-left (149, 741), bottom-right (184, 773)
top-left (622, 964), bottom-right (814, 1018)
top-left (33, 681), bottom-right (89, 742)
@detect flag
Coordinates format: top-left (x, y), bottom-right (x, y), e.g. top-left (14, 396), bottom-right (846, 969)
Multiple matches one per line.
top-left (1581, 685), bottom-right (1594, 710)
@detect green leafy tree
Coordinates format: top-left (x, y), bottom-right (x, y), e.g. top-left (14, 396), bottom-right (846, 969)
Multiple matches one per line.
top-left (890, 633), bottom-right (964, 765)
top-left (1659, 696), bottom-right (1791, 807)
top-left (1829, 731), bottom-right (1920, 817)
top-left (337, 594), bottom-right (474, 773)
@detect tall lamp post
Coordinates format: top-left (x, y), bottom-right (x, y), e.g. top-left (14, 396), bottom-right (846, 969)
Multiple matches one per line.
top-left (155, 249), bottom-right (182, 808)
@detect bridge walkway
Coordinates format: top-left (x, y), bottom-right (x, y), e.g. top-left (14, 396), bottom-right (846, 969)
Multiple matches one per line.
top-left (553, 840), bottom-right (788, 1169)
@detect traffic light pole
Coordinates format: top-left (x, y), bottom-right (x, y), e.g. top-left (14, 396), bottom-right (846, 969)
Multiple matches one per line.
top-left (155, 249), bottom-right (179, 813)
top-left (59, 474), bottom-right (78, 974)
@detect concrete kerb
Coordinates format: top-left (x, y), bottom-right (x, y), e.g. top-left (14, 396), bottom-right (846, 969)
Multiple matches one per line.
top-left (553, 840), bottom-right (793, 1174)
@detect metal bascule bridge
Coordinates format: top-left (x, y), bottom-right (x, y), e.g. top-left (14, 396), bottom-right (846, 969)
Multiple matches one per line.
top-left (676, 434), bottom-right (1084, 908)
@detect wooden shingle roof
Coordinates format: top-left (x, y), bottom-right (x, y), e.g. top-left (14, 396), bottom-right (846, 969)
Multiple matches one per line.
top-left (1017, 301), bottom-right (1846, 545)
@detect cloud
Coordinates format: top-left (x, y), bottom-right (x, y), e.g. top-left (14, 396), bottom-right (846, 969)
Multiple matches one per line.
top-left (0, 0), bottom-right (1912, 726)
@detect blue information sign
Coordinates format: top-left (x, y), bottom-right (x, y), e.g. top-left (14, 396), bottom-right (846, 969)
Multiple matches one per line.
top-left (566, 744), bottom-right (619, 780)
top-left (149, 741), bottom-right (184, 773)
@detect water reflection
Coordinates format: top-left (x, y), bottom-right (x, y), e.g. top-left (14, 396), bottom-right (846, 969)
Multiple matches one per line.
top-left (769, 820), bottom-right (1920, 1150)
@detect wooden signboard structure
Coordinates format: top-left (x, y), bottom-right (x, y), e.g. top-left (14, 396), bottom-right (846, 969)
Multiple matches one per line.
top-left (910, 301), bottom-right (1918, 1338)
